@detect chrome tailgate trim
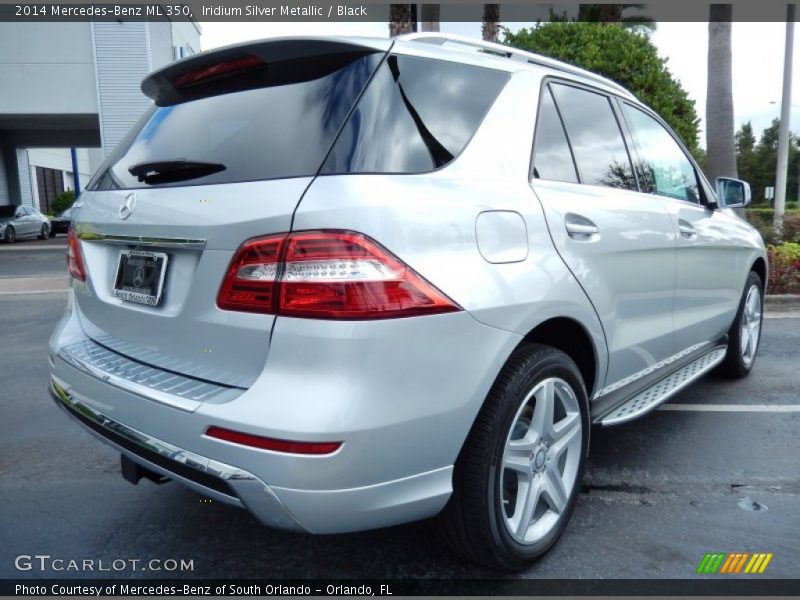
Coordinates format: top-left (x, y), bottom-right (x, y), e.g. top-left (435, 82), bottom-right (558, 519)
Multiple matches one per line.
top-left (57, 338), bottom-right (242, 412)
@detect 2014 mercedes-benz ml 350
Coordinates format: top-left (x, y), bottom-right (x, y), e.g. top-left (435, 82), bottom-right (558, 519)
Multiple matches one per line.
top-left (49, 33), bottom-right (766, 570)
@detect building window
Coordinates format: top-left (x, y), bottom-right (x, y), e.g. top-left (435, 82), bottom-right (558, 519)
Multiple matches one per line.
top-left (35, 167), bottom-right (64, 214)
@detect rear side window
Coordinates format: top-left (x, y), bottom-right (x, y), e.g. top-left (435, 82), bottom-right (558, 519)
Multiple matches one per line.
top-left (550, 83), bottom-right (636, 190)
top-left (320, 55), bottom-right (509, 174)
top-left (531, 86), bottom-right (578, 183)
top-left (89, 52), bottom-right (384, 190)
top-left (624, 104), bottom-right (700, 203)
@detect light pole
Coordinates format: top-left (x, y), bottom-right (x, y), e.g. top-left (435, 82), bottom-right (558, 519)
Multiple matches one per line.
top-left (773, 3), bottom-right (795, 240)
top-left (769, 99), bottom-right (800, 206)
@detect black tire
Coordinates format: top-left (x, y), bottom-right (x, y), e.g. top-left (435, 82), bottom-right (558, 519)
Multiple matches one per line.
top-left (49, 228), bottom-right (56, 238)
top-left (4, 226), bottom-right (15, 244)
top-left (435, 343), bottom-right (589, 571)
top-left (717, 271), bottom-right (764, 378)
top-left (39, 223), bottom-right (49, 240)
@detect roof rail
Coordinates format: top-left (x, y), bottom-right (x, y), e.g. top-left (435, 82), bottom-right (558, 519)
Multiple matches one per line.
top-left (397, 32), bottom-right (633, 98)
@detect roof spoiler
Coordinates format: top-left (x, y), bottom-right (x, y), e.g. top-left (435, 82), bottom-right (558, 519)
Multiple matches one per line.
top-left (142, 37), bottom-right (392, 106)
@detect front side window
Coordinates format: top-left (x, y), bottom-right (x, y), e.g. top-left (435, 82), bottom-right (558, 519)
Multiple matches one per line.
top-left (531, 85), bottom-right (578, 184)
top-left (624, 104), bottom-right (700, 203)
top-left (550, 83), bottom-right (636, 190)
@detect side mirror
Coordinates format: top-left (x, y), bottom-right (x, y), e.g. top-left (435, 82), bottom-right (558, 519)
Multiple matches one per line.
top-left (716, 177), bottom-right (751, 209)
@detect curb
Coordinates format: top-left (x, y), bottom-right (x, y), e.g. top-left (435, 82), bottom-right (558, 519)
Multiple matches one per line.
top-left (765, 294), bottom-right (800, 311)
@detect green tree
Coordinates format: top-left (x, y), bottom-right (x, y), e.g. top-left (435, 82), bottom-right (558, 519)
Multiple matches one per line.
top-left (735, 121), bottom-right (759, 197)
top-left (503, 23), bottom-right (700, 156)
top-left (51, 190), bottom-right (76, 215)
top-left (547, 4), bottom-right (655, 31)
top-left (743, 119), bottom-right (800, 205)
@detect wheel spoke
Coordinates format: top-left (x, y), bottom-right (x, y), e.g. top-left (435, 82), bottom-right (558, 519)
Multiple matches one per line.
top-left (550, 413), bottom-right (581, 459)
top-left (531, 380), bottom-right (555, 440)
top-left (543, 467), bottom-right (568, 514)
top-left (749, 322), bottom-right (760, 354)
top-left (514, 478), bottom-right (542, 538)
top-left (747, 290), bottom-right (759, 317)
top-left (740, 325), bottom-right (750, 355)
top-left (503, 448), bottom-right (532, 474)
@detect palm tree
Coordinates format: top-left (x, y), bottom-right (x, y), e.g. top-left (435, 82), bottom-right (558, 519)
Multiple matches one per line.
top-left (420, 4), bottom-right (440, 32)
top-left (706, 4), bottom-right (738, 184)
top-left (389, 4), bottom-right (416, 37)
top-left (482, 4), bottom-right (500, 42)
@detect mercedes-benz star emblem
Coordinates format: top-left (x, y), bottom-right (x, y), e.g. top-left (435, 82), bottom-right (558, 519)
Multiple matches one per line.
top-left (132, 266), bottom-right (145, 288)
top-left (119, 193), bottom-right (136, 220)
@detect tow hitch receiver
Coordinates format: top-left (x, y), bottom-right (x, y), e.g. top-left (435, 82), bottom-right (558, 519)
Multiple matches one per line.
top-left (120, 454), bottom-right (170, 485)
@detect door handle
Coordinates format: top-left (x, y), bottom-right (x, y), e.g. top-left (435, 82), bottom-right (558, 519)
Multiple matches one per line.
top-left (565, 213), bottom-right (599, 238)
top-left (677, 219), bottom-right (697, 239)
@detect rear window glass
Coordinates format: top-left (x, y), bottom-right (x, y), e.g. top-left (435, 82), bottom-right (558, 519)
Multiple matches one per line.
top-left (531, 86), bottom-right (579, 183)
top-left (550, 83), bottom-right (636, 190)
top-left (88, 52), bottom-right (384, 190)
top-left (321, 55), bottom-right (509, 174)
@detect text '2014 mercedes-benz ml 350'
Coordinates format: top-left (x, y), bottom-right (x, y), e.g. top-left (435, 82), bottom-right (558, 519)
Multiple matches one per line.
top-left (49, 33), bottom-right (766, 570)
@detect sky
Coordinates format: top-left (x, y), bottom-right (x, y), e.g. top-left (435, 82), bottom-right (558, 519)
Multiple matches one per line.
top-left (200, 20), bottom-right (800, 147)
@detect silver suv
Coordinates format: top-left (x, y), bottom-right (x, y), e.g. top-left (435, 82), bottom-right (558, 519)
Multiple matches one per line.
top-left (49, 33), bottom-right (766, 570)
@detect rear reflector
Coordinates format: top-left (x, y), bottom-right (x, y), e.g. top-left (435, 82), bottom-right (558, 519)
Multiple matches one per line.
top-left (217, 230), bottom-right (461, 319)
top-left (205, 426), bottom-right (342, 455)
top-left (66, 227), bottom-right (86, 282)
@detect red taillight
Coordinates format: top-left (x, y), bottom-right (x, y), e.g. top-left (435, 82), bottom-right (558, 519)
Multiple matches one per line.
top-left (217, 231), bottom-right (461, 320)
top-left (66, 228), bottom-right (86, 282)
top-left (173, 55), bottom-right (263, 89)
top-left (216, 234), bottom-right (283, 313)
top-left (205, 426), bottom-right (342, 455)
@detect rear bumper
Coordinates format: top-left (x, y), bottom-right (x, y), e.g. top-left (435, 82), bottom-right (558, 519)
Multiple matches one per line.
top-left (49, 290), bottom-right (519, 533)
top-left (50, 376), bottom-right (304, 531)
top-left (50, 374), bottom-right (454, 533)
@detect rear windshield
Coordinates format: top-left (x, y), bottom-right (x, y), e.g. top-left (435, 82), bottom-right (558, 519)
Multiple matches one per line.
top-left (89, 52), bottom-right (508, 190)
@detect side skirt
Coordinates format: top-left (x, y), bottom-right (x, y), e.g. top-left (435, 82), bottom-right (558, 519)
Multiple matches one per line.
top-left (591, 341), bottom-right (728, 426)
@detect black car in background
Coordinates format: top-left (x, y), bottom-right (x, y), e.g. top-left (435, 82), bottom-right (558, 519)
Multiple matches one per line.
top-left (49, 207), bottom-right (72, 237)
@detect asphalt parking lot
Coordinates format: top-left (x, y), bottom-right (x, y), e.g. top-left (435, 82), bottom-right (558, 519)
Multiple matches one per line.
top-left (1, 242), bottom-right (798, 581)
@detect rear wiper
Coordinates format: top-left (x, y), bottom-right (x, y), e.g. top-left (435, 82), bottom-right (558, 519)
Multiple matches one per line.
top-left (128, 159), bottom-right (226, 185)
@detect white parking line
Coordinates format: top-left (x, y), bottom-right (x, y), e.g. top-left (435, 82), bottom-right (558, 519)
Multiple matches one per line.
top-left (659, 404), bottom-right (800, 413)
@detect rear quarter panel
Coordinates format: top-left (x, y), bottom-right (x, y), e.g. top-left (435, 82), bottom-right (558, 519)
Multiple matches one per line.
top-left (293, 69), bottom-right (609, 397)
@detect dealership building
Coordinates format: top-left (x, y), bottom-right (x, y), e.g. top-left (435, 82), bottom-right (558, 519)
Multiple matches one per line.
top-left (0, 20), bottom-right (200, 211)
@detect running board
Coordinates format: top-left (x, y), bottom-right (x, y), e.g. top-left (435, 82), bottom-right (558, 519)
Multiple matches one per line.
top-left (599, 346), bottom-right (728, 426)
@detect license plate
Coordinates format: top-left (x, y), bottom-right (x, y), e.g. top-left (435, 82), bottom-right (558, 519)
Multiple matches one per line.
top-left (113, 250), bottom-right (168, 306)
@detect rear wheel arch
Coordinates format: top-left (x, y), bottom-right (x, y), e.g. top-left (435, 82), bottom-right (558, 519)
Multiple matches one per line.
top-left (518, 317), bottom-right (598, 399)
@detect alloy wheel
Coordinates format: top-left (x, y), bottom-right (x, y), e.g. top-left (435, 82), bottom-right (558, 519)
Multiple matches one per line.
top-left (499, 377), bottom-right (582, 545)
top-left (740, 284), bottom-right (762, 366)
